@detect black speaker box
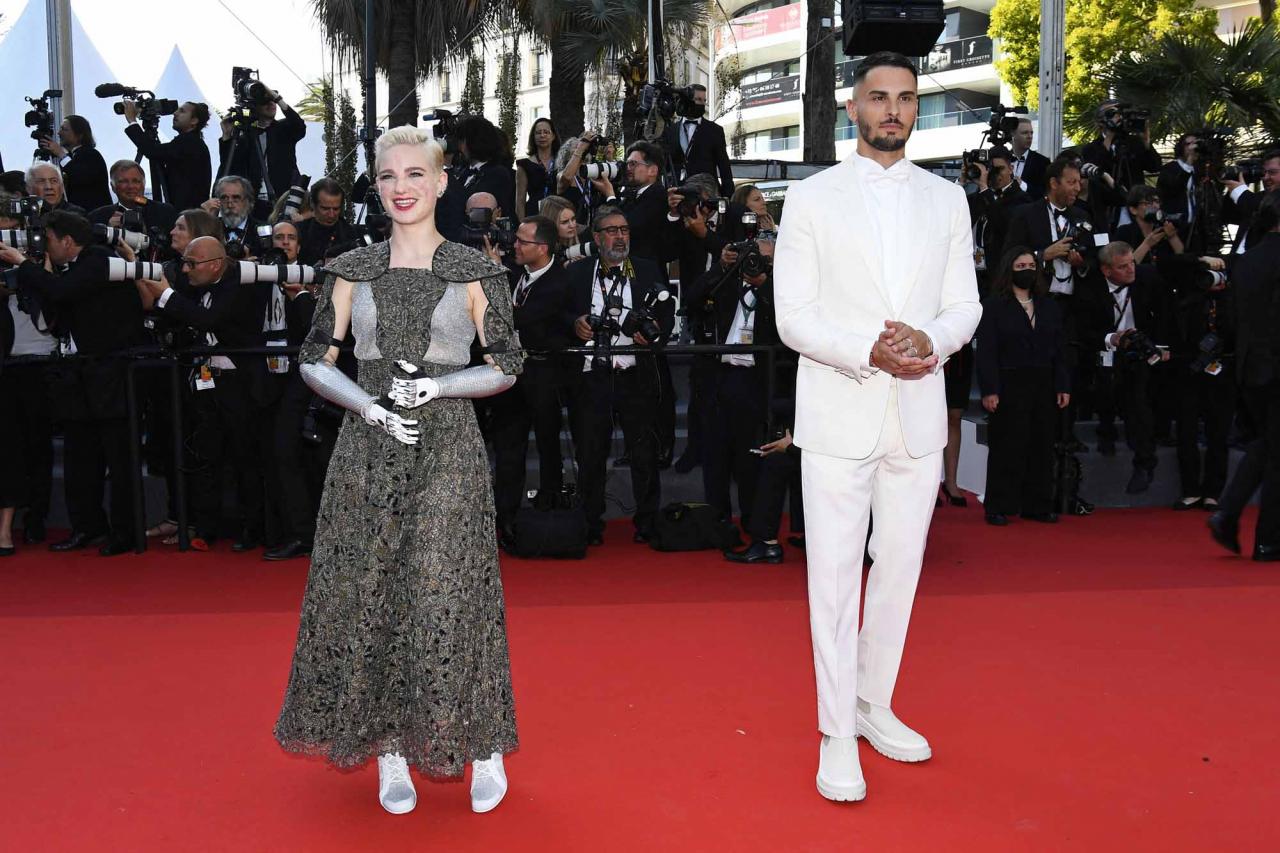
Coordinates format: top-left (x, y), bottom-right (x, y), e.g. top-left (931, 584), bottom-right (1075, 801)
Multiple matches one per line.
top-left (842, 0), bottom-right (946, 58)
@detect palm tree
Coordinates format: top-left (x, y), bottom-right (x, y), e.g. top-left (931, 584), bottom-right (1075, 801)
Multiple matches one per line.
top-left (1094, 19), bottom-right (1280, 149)
top-left (514, 0), bottom-right (710, 141)
top-left (308, 0), bottom-right (500, 130)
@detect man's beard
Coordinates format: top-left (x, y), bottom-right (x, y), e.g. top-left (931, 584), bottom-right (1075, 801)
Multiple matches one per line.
top-left (220, 209), bottom-right (244, 228)
top-left (859, 122), bottom-right (908, 152)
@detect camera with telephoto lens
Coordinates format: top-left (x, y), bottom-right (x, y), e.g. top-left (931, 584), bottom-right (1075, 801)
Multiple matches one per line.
top-left (233, 66), bottom-right (271, 106)
top-left (92, 224), bottom-right (150, 252)
top-left (983, 103), bottom-right (1028, 148)
top-left (461, 207), bottom-right (516, 254)
top-left (587, 291), bottom-right (626, 371)
top-left (1117, 328), bottom-right (1163, 365)
top-left (1141, 208), bottom-right (1185, 226)
top-left (281, 175), bottom-right (310, 220)
top-left (580, 161), bottom-right (624, 182)
top-left (1102, 103), bottom-right (1150, 136)
top-left (673, 185), bottom-right (716, 219)
top-left (727, 212), bottom-right (771, 278)
top-left (0, 227), bottom-right (47, 261)
top-left (97, 84), bottom-right (178, 125)
top-left (620, 287), bottom-right (671, 343)
top-left (564, 240), bottom-right (598, 262)
top-left (24, 89), bottom-right (62, 161)
top-left (638, 80), bottom-right (696, 126)
top-left (1222, 159), bottom-right (1264, 184)
top-left (225, 224), bottom-right (273, 260)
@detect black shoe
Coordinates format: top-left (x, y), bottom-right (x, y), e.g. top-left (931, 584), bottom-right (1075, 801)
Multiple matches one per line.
top-left (985, 513), bottom-right (1009, 526)
top-left (99, 539), bottom-right (134, 557)
top-left (1173, 497), bottom-right (1204, 511)
top-left (673, 452), bottom-right (699, 474)
top-left (231, 535), bottom-right (261, 553)
top-left (656, 448), bottom-right (673, 470)
top-left (1207, 512), bottom-right (1242, 555)
top-left (787, 535), bottom-right (806, 550)
top-left (0, 545), bottom-right (15, 557)
top-left (1125, 468), bottom-right (1153, 494)
top-left (588, 531), bottom-right (604, 547)
top-left (264, 540), bottom-right (312, 561)
top-left (940, 485), bottom-right (968, 507)
top-left (633, 530), bottom-right (651, 544)
top-left (49, 530), bottom-right (107, 552)
top-left (1253, 543), bottom-right (1280, 562)
top-left (612, 455), bottom-right (631, 468)
top-left (1098, 439), bottom-right (1116, 456)
top-left (1020, 512), bottom-right (1059, 523)
top-left (1073, 499), bottom-right (1096, 516)
top-left (22, 520), bottom-right (45, 544)
top-left (724, 540), bottom-right (783, 564)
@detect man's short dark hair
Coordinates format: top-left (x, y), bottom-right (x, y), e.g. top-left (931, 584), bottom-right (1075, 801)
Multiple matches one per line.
top-left (188, 102), bottom-right (211, 131)
top-left (44, 209), bottom-right (93, 247)
top-left (457, 115), bottom-right (512, 165)
top-left (1263, 149), bottom-right (1280, 166)
top-left (988, 146), bottom-right (1012, 166)
top-left (309, 177), bottom-right (345, 206)
top-left (1046, 158), bottom-right (1080, 185)
top-left (690, 83), bottom-right (708, 94)
top-left (591, 205), bottom-right (627, 233)
top-left (1173, 133), bottom-right (1197, 160)
top-left (1126, 184), bottom-right (1159, 207)
top-left (522, 214), bottom-right (558, 250)
top-left (625, 141), bottom-right (663, 169)
top-left (683, 173), bottom-right (719, 200)
top-left (64, 114), bottom-right (95, 148)
top-left (852, 52), bottom-right (918, 88)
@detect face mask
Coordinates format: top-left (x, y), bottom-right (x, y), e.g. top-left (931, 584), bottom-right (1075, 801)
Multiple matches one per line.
top-left (1011, 269), bottom-right (1038, 290)
top-left (685, 103), bottom-right (706, 119)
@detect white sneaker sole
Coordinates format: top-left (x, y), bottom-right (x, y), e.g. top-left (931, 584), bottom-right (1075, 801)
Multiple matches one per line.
top-left (816, 773), bottom-right (867, 802)
top-left (856, 716), bottom-right (932, 763)
top-left (471, 786), bottom-right (507, 814)
top-left (380, 794), bottom-right (417, 815)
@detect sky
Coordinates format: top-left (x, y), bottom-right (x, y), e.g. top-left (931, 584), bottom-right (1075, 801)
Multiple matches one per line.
top-left (0, 0), bottom-right (378, 112)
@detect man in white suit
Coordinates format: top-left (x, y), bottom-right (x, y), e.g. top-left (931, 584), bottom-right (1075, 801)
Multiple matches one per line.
top-left (773, 52), bottom-right (982, 802)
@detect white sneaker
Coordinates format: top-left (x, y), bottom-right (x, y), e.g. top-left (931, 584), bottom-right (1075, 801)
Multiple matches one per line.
top-left (377, 752), bottom-right (417, 814)
top-left (816, 735), bottom-right (867, 802)
top-left (856, 699), bottom-right (932, 762)
top-left (470, 752), bottom-right (508, 813)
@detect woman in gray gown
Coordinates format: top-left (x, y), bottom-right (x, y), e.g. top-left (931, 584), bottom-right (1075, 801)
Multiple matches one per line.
top-left (274, 126), bottom-right (524, 816)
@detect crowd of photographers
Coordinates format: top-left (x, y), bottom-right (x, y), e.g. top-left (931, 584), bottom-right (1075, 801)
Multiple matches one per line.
top-left (0, 81), bottom-right (809, 564)
top-left (961, 101), bottom-right (1280, 557)
top-left (6, 79), bottom-right (1279, 562)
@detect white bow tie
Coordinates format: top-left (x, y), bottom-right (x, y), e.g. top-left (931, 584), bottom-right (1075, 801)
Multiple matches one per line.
top-left (867, 168), bottom-right (909, 186)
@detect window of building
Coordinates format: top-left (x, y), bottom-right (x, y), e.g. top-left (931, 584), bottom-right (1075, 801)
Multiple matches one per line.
top-left (740, 58), bottom-right (802, 85)
top-left (440, 70), bottom-right (452, 102)
top-left (532, 52), bottom-right (548, 86)
top-left (835, 106), bottom-right (856, 141)
top-left (735, 0), bottom-right (794, 19)
top-left (743, 124), bottom-right (799, 155)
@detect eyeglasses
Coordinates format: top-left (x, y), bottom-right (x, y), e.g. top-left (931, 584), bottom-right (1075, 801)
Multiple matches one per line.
top-left (513, 237), bottom-right (547, 246)
top-left (218, 194), bottom-right (245, 202)
top-left (180, 255), bottom-right (227, 269)
top-left (595, 225), bottom-right (630, 237)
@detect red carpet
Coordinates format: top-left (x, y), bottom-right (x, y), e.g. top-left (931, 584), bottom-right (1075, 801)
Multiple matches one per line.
top-left (3, 505), bottom-right (1279, 851)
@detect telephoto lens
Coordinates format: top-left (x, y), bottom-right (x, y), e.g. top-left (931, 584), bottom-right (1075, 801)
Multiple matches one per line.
top-left (234, 262), bottom-right (316, 285)
top-left (281, 176), bottom-right (311, 220)
top-left (579, 161), bottom-right (624, 182)
top-left (93, 225), bottom-right (151, 251)
top-left (564, 241), bottom-right (598, 261)
top-left (106, 258), bottom-right (166, 281)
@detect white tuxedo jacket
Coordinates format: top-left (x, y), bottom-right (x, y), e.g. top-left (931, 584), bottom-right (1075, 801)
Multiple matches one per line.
top-left (774, 155), bottom-right (982, 460)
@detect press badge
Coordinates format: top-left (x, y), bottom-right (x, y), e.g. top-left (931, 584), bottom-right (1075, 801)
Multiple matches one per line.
top-left (1099, 350), bottom-right (1114, 368)
top-left (195, 364), bottom-right (216, 391)
top-left (739, 328), bottom-right (755, 346)
top-left (1205, 360), bottom-right (1223, 376)
top-left (266, 340), bottom-right (289, 374)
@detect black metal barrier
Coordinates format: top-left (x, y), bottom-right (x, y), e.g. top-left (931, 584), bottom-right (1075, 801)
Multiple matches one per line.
top-left (109, 342), bottom-right (795, 553)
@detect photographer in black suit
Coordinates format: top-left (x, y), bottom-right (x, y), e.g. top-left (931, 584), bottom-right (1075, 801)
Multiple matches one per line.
top-left (87, 160), bottom-right (179, 235)
top-left (294, 178), bottom-right (357, 265)
top-left (216, 84), bottom-right (306, 218)
top-left (1081, 100), bottom-right (1162, 225)
top-left (1009, 118), bottom-right (1051, 200)
top-left (455, 115), bottom-right (516, 219)
top-left (491, 216), bottom-right (579, 543)
top-left (594, 141), bottom-right (670, 264)
top-left (39, 115), bottom-right (112, 212)
top-left (567, 207), bottom-right (674, 545)
top-left (968, 147), bottom-right (1030, 287)
top-left (1222, 150), bottom-right (1280, 260)
top-left (0, 211), bottom-right (144, 556)
top-left (134, 236), bottom-right (279, 551)
top-left (684, 228), bottom-right (779, 536)
top-left (662, 85), bottom-right (734, 196)
top-left (1076, 241), bottom-right (1172, 493)
top-left (203, 176), bottom-right (269, 258)
top-left (121, 100), bottom-right (213, 211)
top-left (1156, 133), bottom-right (1200, 236)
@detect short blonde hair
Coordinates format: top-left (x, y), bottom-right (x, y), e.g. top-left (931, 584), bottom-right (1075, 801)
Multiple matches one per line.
top-left (375, 126), bottom-right (444, 173)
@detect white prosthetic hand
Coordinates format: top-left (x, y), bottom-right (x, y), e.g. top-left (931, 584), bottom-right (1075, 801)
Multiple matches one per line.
top-left (361, 401), bottom-right (420, 446)
top-left (388, 360), bottom-right (441, 409)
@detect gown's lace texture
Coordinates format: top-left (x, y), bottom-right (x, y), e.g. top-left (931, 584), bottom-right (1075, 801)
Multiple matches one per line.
top-left (275, 240), bottom-right (524, 777)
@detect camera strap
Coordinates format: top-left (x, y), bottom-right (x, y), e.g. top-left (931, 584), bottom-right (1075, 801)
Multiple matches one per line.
top-left (1109, 286), bottom-right (1131, 332)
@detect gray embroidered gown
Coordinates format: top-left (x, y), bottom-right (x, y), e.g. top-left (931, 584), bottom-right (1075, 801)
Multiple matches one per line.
top-left (274, 240), bottom-right (524, 777)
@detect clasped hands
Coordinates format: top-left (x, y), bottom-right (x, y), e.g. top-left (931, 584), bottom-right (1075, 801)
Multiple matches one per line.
top-left (871, 321), bottom-right (937, 378)
top-left (358, 359), bottom-right (444, 446)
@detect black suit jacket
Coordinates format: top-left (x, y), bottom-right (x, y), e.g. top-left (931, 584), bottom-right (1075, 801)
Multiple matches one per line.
top-left (663, 118), bottom-right (734, 197)
top-left (684, 266), bottom-right (778, 350)
top-left (217, 107), bottom-right (307, 202)
top-left (124, 125), bottom-right (213, 211)
top-left (565, 256), bottom-right (675, 348)
top-left (1005, 198), bottom-right (1095, 262)
top-left (975, 294), bottom-right (1071, 395)
top-left (296, 218), bottom-right (359, 266)
top-left (509, 262), bottom-right (577, 354)
top-left (1223, 187), bottom-right (1258, 259)
top-left (1015, 150), bottom-right (1051, 200)
top-left (970, 183), bottom-right (1030, 270)
top-left (616, 184), bottom-right (670, 263)
top-left (460, 161), bottom-right (517, 221)
top-left (60, 146), bottom-right (113, 212)
top-left (222, 216), bottom-right (270, 258)
top-left (665, 200), bottom-right (751, 302)
top-left (1232, 232), bottom-right (1280, 387)
top-left (1075, 264), bottom-right (1170, 357)
top-left (1156, 160), bottom-right (1195, 225)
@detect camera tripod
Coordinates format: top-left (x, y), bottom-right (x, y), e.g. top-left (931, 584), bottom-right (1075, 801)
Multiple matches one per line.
top-left (132, 113), bottom-right (171, 206)
top-left (217, 117), bottom-right (275, 216)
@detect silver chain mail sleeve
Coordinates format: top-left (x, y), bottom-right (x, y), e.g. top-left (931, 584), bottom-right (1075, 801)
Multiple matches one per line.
top-left (433, 365), bottom-right (517, 399)
top-left (300, 361), bottom-right (377, 417)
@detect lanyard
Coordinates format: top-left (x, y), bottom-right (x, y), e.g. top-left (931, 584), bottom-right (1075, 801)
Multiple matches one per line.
top-left (1109, 287), bottom-right (1131, 332)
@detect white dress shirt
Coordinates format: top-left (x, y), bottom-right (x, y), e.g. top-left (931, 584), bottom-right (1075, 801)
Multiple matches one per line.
top-left (7, 298), bottom-right (56, 357)
top-left (681, 118), bottom-right (701, 153)
top-left (1176, 159), bottom-right (1196, 222)
top-left (850, 151), bottom-right (912, 309)
top-left (584, 261), bottom-right (636, 371)
top-left (1046, 203), bottom-right (1076, 296)
top-left (1230, 183), bottom-right (1250, 255)
top-left (513, 258), bottom-right (554, 307)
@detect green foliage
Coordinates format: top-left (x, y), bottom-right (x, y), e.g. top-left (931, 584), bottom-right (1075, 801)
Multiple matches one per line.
top-left (1100, 19), bottom-right (1280, 151)
top-left (990, 0), bottom-right (1219, 141)
top-left (496, 34), bottom-right (521, 150)
top-left (335, 89), bottom-right (358, 211)
top-left (460, 52), bottom-right (486, 117)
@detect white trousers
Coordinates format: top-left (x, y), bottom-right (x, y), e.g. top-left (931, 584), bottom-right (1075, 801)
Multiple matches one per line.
top-left (802, 387), bottom-right (941, 737)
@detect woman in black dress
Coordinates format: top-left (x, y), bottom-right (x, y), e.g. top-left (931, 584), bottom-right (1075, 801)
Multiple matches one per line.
top-left (515, 117), bottom-right (560, 219)
top-left (977, 246), bottom-right (1072, 525)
